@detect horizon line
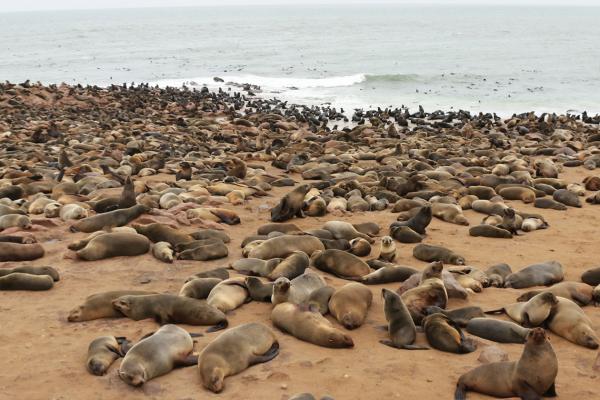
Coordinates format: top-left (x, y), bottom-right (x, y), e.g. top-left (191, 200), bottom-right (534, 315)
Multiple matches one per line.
top-left (1, 2), bottom-right (599, 14)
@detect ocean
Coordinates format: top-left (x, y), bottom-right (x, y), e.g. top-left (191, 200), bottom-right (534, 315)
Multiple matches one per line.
top-left (1, 4), bottom-right (599, 115)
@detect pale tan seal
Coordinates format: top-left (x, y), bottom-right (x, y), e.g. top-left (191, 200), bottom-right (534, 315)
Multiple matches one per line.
top-left (206, 278), bottom-right (249, 313)
top-left (268, 251), bottom-right (309, 280)
top-left (0, 272), bottom-right (54, 291)
top-left (71, 204), bottom-right (149, 233)
top-left (68, 290), bottom-right (156, 322)
top-left (198, 322), bottom-right (279, 393)
top-left (380, 288), bottom-right (428, 350)
top-left (310, 249), bottom-right (371, 279)
top-left (546, 296), bottom-right (599, 349)
top-left (378, 235), bottom-right (396, 262)
top-left (271, 302), bottom-right (354, 348)
top-left (76, 232), bottom-right (150, 261)
top-left (328, 282), bottom-right (373, 330)
top-left (0, 265), bottom-right (59, 281)
top-left (86, 336), bottom-right (130, 376)
top-left (152, 241), bottom-right (174, 263)
top-left (323, 220), bottom-right (374, 243)
top-left (248, 234), bottom-right (324, 260)
top-left (118, 324), bottom-right (197, 386)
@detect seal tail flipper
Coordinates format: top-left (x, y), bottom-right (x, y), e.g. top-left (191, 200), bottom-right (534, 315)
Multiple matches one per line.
top-left (454, 381), bottom-right (467, 400)
top-left (543, 382), bottom-right (557, 397)
top-left (401, 344), bottom-right (430, 350)
top-left (206, 319), bottom-right (228, 333)
top-left (484, 307), bottom-right (506, 315)
top-left (250, 341), bottom-right (280, 365)
top-left (175, 354), bottom-right (199, 368)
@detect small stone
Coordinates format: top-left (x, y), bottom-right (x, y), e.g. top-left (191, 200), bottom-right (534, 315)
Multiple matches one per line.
top-left (280, 384), bottom-right (287, 390)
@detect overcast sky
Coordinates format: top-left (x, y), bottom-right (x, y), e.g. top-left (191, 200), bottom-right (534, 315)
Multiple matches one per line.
top-left (1, 0), bottom-right (597, 13)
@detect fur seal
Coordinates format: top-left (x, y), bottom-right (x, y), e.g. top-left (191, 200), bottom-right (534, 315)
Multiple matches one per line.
top-left (469, 224), bottom-right (513, 238)
top-left (323, 221), bottom-right (373, 243)
top-left (357, 265), bottom-right (418, 284)
top-left (269, 251), bottom-right (309, 280)
top-left (422, 313), bottom-right (476, 354)
top-left (271, 269), bottom-right (326, 305)
top-left (76, 232), bottom-right (150, 261)
top-left (534, 197), bottom-right (567, 210)
top-left (271, 302), bottom-right (354, 348)
top-left (328, 282), bottom-right (372, 329)
top-left (432, 203), bottom-right (469, 226)
top-left (245, 277), bottom-right (274, 302)
top-left (190, 229), bottom-right (231, 243)
top-left (485, 263), bottom-right (512, 287)
top-left (400, 261), bottom-right (448, 324)
top-left (71, 204), bottom-right (149, 233)
top-left (486, 292), bottom-right (558, 327)
top-left (390, 225), bottom-right (423, 243)
top-left (206, 278), bottom-right (249, 313)
top-left (581, 266), bottom-right (600, 286)
top-left (389, 205), bottom-right (432, 235)
top-left (498, 187), bottom-right (535, 203)
top-left (307, 285), bottom-right (335, 314)
top-left (546, 297), bottom-right (599, 349)
top-left (0, 272), bottom-right (54, 291)
top-left (186, 268), bottom-right (230, 282)
top-left (152, 241), bottom-right (174, 263)
top-left (118, 324), bottom-right (197, 386)
top-left (198, 322), bottom-right (279, 393)
top-left (380, 288), bottom-right (428, 350)
top-left (87, 336), bottom-right (129, 376)
top-left (231, 258), bottom-right (281, 277)
top-left (503, 261), bottom-right (564, 288)
top-left (0, 214), bottom-right (31, 230)
top-left (112, 294), bottom-right (227, 330)
top-left (270, 184), bottom-right (311, 222)
top-left (179, 277), bottom-right (222, 299)
top-left (349, 238), bottom-right (371, 257)
top-left (0, 265), bottom-right (59, 281)
top-left (516, 281), bottom-right (599, 306)
top-left (134, 223), bottom-right (193, 246)
top-left (67, 290), bottom-right (156, 322)
top-left (413, 243), bottom-right (465, 265)
top-left (454, 328), bottom-right (557, 400)
top-left (248, 234), bottom-right (324, 260)
top-left (553, 188), bottom-right (582, 207)
top-left (0, 235), bottom-right (36, 244)
top-left (0, 242), bottom-right (44, 261)
top-left (256, 223), bottom-right (303, 235)
top-left (378, 236), bottom-right (396, 262)
top-left (310, 249), bottom-right (371, 279)
top-left (178, 241), bottom-right (228, 261)
top-left (466, 318), bottom-right (530, 344)
top-left (423, 306), bottom-right (485, 327)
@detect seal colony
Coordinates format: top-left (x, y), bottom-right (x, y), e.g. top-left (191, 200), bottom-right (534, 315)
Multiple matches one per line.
top-left (0, 81), bottom-right (600, 399)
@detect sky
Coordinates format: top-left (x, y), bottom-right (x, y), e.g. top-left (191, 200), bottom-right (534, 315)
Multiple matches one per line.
top-left (0, 0), bottom-right (596, 13)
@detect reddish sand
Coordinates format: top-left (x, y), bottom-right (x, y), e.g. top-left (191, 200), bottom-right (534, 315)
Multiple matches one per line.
top-left (1, 166), bottom-right (599, 400)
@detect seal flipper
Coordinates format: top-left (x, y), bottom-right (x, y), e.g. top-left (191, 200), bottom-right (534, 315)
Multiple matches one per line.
top-left (484, 307), bottom-right (506, 315)
top-left (175, 354), bottom-right (199, 367)
top-left (206, 319), bottom-right (228, 333)
top-left (249, 341), bottom-right (280, 365)
top-left (543, 382), bottom-right (557, 397)
top-left (379, 340), bottom-right (429, 350)
top-left (514, 380), bottom-right (544, 400)
top-left (454, 381), bottom-right (467, 400)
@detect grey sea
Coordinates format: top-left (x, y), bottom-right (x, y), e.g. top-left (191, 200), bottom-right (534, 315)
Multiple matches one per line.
top-left (1, 4), bottom-right (599, 115)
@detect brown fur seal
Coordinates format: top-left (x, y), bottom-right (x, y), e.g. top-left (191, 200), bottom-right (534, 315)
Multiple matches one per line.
top-left (485, 263), bottom-right (512, 287)
top-left (206, 278), bottom-right (249, 313)
top-left (0, 214), bottom-right (31, 230)
top-left (0, 235), bottom-right (36, 244)
top-left (546, 297), bottom-right (599, 349)
top-left (328, 282), bottom-right (372, 329)
top-left (271, 302), bottom-right (354, 348)
top-left (76, 232), bottom-right (150, 261)
top-left (534, 197), bottom-right (567, 210)
top-left (390, 225), bottom-right (423, 243)
top-left (231, 258), bottom-right (281, 277)
top-left (178, 241), bottom-right (228, 261)
top-left (198, 322), bottom-right (279, 393)
top-left (0, 242), bottom-right (44, 261)
top-left (186, 267), bottom-right (230, 282)
top-left (498, 187), bottom-right (536, 203)
top-left (307, 285), bottom-right (335, 314)
top-left (422, 313), bottom-right (476, 354)
top-left (269, 251), bottom-right (309, 280)
top-left (400, 261), bottom-right (448, 324)
top-left (389, 205), bottom-right (432, 235)
top-left (454, 328), bottom-right (557, 399)
top-left (503, 260), bottom-right (563, 288)
top-left (553, 188), bottom-right (582, 207)
top-left (349, 238), bottom-right (371, 257)
top-left (190, 229), bottom-right (230, 243)
top-left (353, 222), bottom-right (381, 236)
top-left (112, 294), bottom-right (227, 330)
top-left (380, 288), bottom-right (428, 350)
top-left (469, 224), bottom-right (513, 238)
top-left (119, 324), bottom-right (197, 386)
top-left (517, 281), bottom-right (599, 306)
top-left (245, 277), bottom-right (274, 302)
top-left (270, 184), bottom-right (311, 222)
top-left (70, 204), bottom-right (149, 233)
top-left (432, 203), bottom-right (469, 226)
top-left (378, 236), bottom-right (396, 262)
top-left (466, 318), bottom-right (530, 344)
top-left (582, 266), bottom-right (600, 286)
top-left (134, 222), bottom-right (193, 246)
top-left (87, 336), bottom-right (130, 376)
top-left (0, 272), bottom-right (54, 291)
top-left (323, 221), bottom-right (373, 243)
top-left (271, 269), bottom-right (326, 305)
top-left (256, 223), bottom-right (303, 235)
top-left (68, 290), bottom-right (157, 322)
top-left (413, 243), bottom-right (465, 265)
top-left (423, 306), bottom-right (485, 327)
top-left (248, 234), bottom-right (324, 260)
top-left (179, 277), bottom-right (222, 299)
top-left (310, 249), bottom-right (371, 279)
top-left (486, 292), bottom-right (558, 327)
top-left (0, 265), bottom-right (59, 281)
top-left (358, 265), bottom-right (418, 284)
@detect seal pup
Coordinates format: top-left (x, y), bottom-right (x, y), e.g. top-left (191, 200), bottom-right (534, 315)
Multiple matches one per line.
top-left (389, 205), bottom-right (432, 235)
top-left (328, 282), bottom-right (373, 329)
top-left (198, 322), bottom-right (279, 393)
top-left (271, 269), bottom-right (326, 305)
top-left (152, 241), bottom-right (174, 263)
top-left (413, 243), bottom-right (465, 265)
top-left (454, 328), bottom-right (557, 400)
top-left (422, 313), bottom-right (476, 354)
top-left (349, 238), bottom-right (371, 257)
top-left (380, 288), bottom-right (428, 350)
top-left (271, 302), bottom-right (354, 348)
top-left (118, 324), bottom-right (197, 386)
top-left (270, 184), bottom-right (311, 222)
top-left (269, 251), bottom-right (309, 280)
top-left (485, 263), bottom-right (512, 287)
top-left (244, 277), bottom-right (274, 302)
top-left (307, 286), bottom-right (335, 314)
top-left (378, 236), bottom-right (396, 262)
top-left (466, 318), bottom-right (530, 344)
top-left (322, 221), bottom-right (374, 243)
top-left (400, 261), bottom-right (448, 324)
top-left (179, 278), bottom-right (223, 299)
top-left (206, 278), bottom-right (249, 313)
top-left (87, 336), bottom-right (130, 376)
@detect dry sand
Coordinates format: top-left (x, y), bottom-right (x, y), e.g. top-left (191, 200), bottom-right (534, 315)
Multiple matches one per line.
top-left (1, 166), bottom-right (599, 400)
